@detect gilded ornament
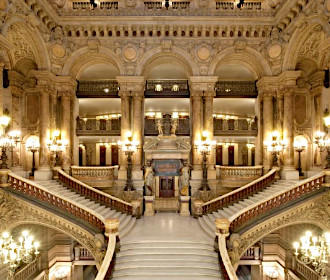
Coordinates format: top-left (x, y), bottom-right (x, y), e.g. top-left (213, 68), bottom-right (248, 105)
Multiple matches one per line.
top-left (51, 44), bottom-right (66, 58)
top-left (197, 46), bottom-right (210, 61)
top-left (268, 44), bottom-right (282, 58)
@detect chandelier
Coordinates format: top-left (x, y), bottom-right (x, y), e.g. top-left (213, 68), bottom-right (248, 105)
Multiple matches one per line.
top-left (293, 231), bottom-right (330, 279)
top-left (0, 231), bottom-right (40, 277)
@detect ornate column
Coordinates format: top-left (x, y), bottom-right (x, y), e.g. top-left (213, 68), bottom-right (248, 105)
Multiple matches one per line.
top-left (257, 77), bottom-right (276, 171)
top-left (117, 76), bottom-right (145, 188)
top-left (279, 71), bottom-right (300, 179)
top-left (255, 95), bottom-right (263, 166)
top-left (191, 92), bottom-right (202, 169)
top-left (0, 63), bottom-right (4, 116)
top-left (56, 76), bottom-right (77, 173)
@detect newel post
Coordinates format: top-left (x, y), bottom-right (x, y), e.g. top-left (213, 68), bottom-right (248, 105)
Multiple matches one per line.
top-left (0, 169), bottom-right (10, 187)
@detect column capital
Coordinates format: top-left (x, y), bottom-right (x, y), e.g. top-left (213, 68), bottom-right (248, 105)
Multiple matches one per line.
top-left (256, 76), bottom-right (278, 97)
top-left (55, 76), bottom-right (77, 98)
top-left (189, 76), bottom-right (218, 96)
top-left (278, 70), bottom-right (302, 86)
top-left (116, 76), bottom-right (145, 95)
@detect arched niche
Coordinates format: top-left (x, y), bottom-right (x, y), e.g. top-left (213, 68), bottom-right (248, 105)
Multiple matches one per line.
top-left (77, 63), bottom-right (120, 80)
top-left (215, 63), bottom-right (257, 81)
top-left (142, 55), bottom-right (190, 79)
top-left (13, 58), bottom-right (38, 77)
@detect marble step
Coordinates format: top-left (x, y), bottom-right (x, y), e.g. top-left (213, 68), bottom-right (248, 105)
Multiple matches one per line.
top-left (121, 241), bottom-right (213, 250)
top-left (120, 218), bottom-right (136, 238)
top-left (112, 276), bottom-right (221, 280)
top-left (115, 260), bottom-right (219, 270)
top-left (118, 247), bottom-right (216, 256)
top-left (113, 267), bottom-right (221, 277)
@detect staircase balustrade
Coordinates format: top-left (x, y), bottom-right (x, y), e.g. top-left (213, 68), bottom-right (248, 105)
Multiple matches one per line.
top-left (241, 245), bottom-right (260, 260)
top-left (71, 165), bottom-right (118, 179)
top-left (58, 170), bottom-right (133, 215)
top-left (202, 169), bottom-right (276, 215)
top-left (14, 256), bottom-right (40, 280)
top-left (74, 246), bottom-right (94, 261)
top-left (295, 258), bottom-right (322, 280)
top-left (229, 173), bottom-right (325, 232)
top-left (217, 165), bottom-right (263, 178)
top-left (8, 173), bottom-right (105, 232)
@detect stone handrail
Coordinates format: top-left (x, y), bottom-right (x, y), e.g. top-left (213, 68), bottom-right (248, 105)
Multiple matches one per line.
top-left (217, 234), bottom-right (237, 280)
top-left (295, 259), bottom-right (322, 280)
top-left (58, 169), bottom-right (133, 215)
top-left (14, 255), bottom-right (40, 280)
top-left (241, 246), bottom-right (260, 260)
top-left (229, 172), bottom-right (325, 232)
top-left (216, 165), bottom-right (263, 178)
top-left (71, 165), bottom-right (118, 179)
top-left (202, 169), bottom-right (276, 215)
top-left (8, 172), bottom-right (105, 232)
top-left (286, 270), bottom-right (301, 280)
top-left (74, 246), bottom-right (94, 260)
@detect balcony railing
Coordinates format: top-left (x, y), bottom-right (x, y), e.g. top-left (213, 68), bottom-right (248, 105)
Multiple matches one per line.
top-left (217, 166), bottom-right (263, 179)
top-left (145, 80), bottom-right (189, 98)
top-left (74, 246), bottom-right (94, 261)
top-left (14, 256), bottom-right (41, 280)
top-left (241, 245), bottom-right (260, 260)
top-left (144, 117), bottom-right (190, 136)
top-left (72, 1), bottom-right (118, 10)
top-left (215, 81), bottom-right (257, 98)
top-left (71, 166), bottom-right (118, 180)
top-left (214, 118), bottom-right (257, 136)
top-left (216, 1), bottom-right (261, 10)
top-left (76, 117), bottom-right (121, 136)
top-left (77, 80), bottom-right (119, 98)
top-left (144, 1), bottom-right (191, 9)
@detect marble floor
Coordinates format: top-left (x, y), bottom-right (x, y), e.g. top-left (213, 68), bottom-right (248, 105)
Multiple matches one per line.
top-left (122, 213), bottom-right (213, 243)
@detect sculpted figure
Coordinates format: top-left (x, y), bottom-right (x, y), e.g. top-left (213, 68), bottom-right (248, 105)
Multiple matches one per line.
top-left (144, 161), bottom-right (154, 195)
top-left (180, 160), bottom-right (190, 196)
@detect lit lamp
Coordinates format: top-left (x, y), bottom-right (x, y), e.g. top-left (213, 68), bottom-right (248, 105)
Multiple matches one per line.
top-left (314, 131), bottom-right (330, 169)
top-left (195, 131), bottom-right (216, 191)
top-left (118, 131), bottom-right (139, 191)
top-left (265, 131), bottom-right (286, 167)
top-left (323, 108), bottom-right (330, 169)
top-left (0, 230), bottom-right (40, 277)
top-left (46, 130), bottom-right (68, 167)
top-left (25, 136), bottom-right (40, 177)
top-left (293, 231), bottom-right (330, 279)
top-left (294, 138), bottom-right (307, 177)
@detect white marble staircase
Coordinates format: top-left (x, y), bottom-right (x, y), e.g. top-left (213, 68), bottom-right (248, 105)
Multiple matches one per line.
top-left (199, 180), bottom-right (298, 238)
top-left (113, 213), bottom-right (224, 280)
top-left (36, 180), bottom-right (136, 238)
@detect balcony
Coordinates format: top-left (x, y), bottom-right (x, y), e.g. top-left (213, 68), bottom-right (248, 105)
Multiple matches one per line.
top-left (215, 81), bottom-right (257, 98)
top-left (72, 1), bottom-right (118, 10)
top-left (76, 117), bottom-right (121, 136)
top-left (145, 80), bottom-right (189, 98)
top-left (76, 80), bottom-right (119, 98)
top-left (144, 1), bottom-right (191, 9)
top-left (144, 116), bottom-right (190, 136)
top-left (216, 1), bottom-right (261, 10)
top-left (214, 117), bottom-right (257, 136)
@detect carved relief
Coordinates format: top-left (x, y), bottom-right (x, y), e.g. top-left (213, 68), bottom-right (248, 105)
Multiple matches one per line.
top-left (298, 25), bottom-right (323, 61)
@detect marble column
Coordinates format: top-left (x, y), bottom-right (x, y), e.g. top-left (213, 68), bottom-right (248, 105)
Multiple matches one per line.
top-left (133, 94), bottom-right (144, 170)
top-left (255, 96), bottom-right (263, 166)
top-left (72, 96), bottom-right (79, 166)
top-left (263, 93), bottom-right (274, 170)
top-left (0, 63), bottom-right (4, 116)
top-left (61, 94), bottom-right (71, 172)
top-left (283, 88), bottom-right (295, 168)
top-left (191, 93), bottom-right (202, 169)
top-left (204, 94), bottom-right (215, 167)
top-left (119, 93), bottom-right (130, 169)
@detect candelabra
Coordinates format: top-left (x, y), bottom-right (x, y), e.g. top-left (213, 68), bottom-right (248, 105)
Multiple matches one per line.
top-left (314, 131), bottom-right (330, 169)
top-left (0, 230), bottom-right (40, 277)
top-left (46, 130), bottom-right (68, 167)
top-left (118, 131), bottom-right (139, 191)
top-left (323, 108), bottom-right (330, 169)
top-left (294, 139), bottom-right (307, 177)
top-left (195, 131), bottom-right (216, 191)
top-left (265, 131), bottom-right (287, 167)
top-left (25, 136), bottom-right (40, 177)
top-left (293, 231), bottom-right (330, 279)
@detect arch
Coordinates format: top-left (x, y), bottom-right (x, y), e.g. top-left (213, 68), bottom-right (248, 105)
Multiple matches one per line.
top-left (136, 46), bottom-right (199, 77)
top-left (62, 46), bottom-right (124, 78)
top-left (2, 17), bottom-right (50, 71)
top-left (208, 47), bottom-right (272, 78)
top-left (283, 23), bottom-right (326, 71)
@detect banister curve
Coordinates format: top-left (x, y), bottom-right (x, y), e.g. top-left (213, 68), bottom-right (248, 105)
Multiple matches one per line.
top-left (202, 169), bottom-right (277, 214)
top-left (57, 169), bottom-right (132, 214)
top-left (229, 172), bottom-right (325, 232)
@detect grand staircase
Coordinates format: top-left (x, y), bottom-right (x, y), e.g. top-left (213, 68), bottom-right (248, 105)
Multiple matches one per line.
top-left (199, 180), bottom-right (298, 237)
top-left (36, 180), bottom-right (136, 238)
top-left (112, 213), bottom-right (223, 280)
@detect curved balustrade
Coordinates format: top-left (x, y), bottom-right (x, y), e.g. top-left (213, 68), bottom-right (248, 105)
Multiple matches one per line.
top-left (58, 169), bottom-right (132, 215)
top-left (14, 256), bottom-right (40, 280)
top-left (295, 259), bottom-right (321, 280)
top-left (71, 165), bottom-right (118, 179)
top-left (217, 165), bottom-right (263, 178)
top-left (8, 173), bottom-right (105, 232)
top-left (229, 173), bottom-right (325, 232)
top-left (202, 169), bottom-right (276, 215)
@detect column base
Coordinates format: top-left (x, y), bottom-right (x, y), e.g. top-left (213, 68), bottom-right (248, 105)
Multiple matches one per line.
top-left (34, 168), bottom-right (52, 181)
top-left (280, 167), bottom-right (299, 180)
top-left (179, 196), bottom-right (190, 216)
top-left (144, 196), bottom-right (155, 216)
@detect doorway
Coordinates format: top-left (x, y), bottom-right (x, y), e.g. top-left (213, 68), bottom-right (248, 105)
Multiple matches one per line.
top-left (79, 147), bottom-right (83, 166)
top-left (228, 145), bottom-right (235, 166)
top-left (216, 145), bottom-right (223, 165)
top-left (100, 145), bottom-right (106, 166)
top-left (111, 145), bottom-right (119, 165)
top-left (159, 176), bottom-right (175, 198)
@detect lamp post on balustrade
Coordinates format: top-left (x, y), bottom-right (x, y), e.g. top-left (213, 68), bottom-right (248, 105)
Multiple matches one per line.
top-left (323, 108), bottom-right (330, 169)
top-left (118, 131), bottom-right (139, 191)
top-left (46, 130), bottom-right (68, 168)
top-left (195, 131), bottom-right (216, 191)
top-left (25, 136), bottom-right (40, 177)
top-left (294, 139), bottom-right (307, 177)
top-left (264, 131), bottom-right (287, 168)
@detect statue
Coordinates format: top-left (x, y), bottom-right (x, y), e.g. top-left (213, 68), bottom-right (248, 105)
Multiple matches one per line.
top-left (156, 119), bottom-right (163, 136)
top-left (180, 160), bottom-right (190, 196)
top-left (144, 161), bottom-right (154, 196)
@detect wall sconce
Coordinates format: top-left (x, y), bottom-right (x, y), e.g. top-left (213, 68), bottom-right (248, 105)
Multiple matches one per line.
top-left (246, 143), bottom-right (255, 149)
top-left (155, 84), bottom-right (163, 92)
